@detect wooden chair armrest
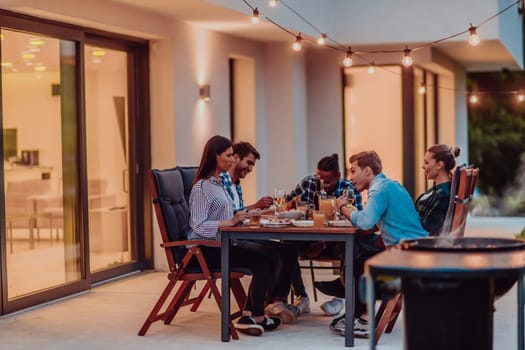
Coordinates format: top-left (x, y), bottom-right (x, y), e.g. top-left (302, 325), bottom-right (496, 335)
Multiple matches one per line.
top-left (161, 240), bottom-right (221, 248)
top-left (190, 240), bottom-right (221, 247)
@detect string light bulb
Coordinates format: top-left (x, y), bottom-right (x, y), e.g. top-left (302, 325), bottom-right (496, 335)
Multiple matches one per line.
top-left (269, 0), bottom-right (278, 8)
top-left (342, 49), bottom-right (353, 67)
top-left (251, 8), bottom-right (260, 24)
top-left (317, 34), bottom-right (327, 46)
top-left (292, 34), bottom-right (303, 51)
top-left (517, 90), bottom-right (525, 102)
top-left (402, 47), bottom-right (413, 67)
top-left (469, 93), bottom-right (479, 104)
top-left (468, 25), bottom-right (480, 46)
top-left (418, 82), bottom-right (426, 95)
top-left (368, 63), bottom-right (375, 74)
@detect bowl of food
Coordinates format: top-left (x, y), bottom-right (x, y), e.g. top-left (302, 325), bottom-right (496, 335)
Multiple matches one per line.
top-left (278, 210), bottom-right (303, 220)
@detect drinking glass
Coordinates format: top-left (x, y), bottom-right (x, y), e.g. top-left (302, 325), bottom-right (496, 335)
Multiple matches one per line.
top-left (313, 210), bottom-right (326, 227)
top-left (248, 209), bottom-right (262, 226)
top-left (319, 196), bottom-right (336, 220)
top-left (273, 189), bottom-right (286, 212)
top-left (296, 200), bottom-right (308, 213)
top-left (343, 188), bottom-right (356, 206)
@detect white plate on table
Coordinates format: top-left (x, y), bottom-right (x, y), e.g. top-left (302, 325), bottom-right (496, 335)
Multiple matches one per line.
top-left (328, 220), bottom-right (353, 227)
top-left (290, 219), bottom-right (313, 227)
top-left (260, 218), bottom-right (291, 228)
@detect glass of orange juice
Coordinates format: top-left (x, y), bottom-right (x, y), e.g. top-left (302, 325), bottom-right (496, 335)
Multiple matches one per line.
top-left (313, 210), bottom-right (326, 227)
top-left (319, 196), bottom-right (336, 220)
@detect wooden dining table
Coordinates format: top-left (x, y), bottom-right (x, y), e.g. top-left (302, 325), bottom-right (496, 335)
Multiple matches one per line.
top-left (220, 223), bottom-right (358, 347)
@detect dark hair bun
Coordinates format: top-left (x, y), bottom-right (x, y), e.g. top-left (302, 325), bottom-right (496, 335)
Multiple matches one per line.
top-left (450, 146), bottom-right (460, 158)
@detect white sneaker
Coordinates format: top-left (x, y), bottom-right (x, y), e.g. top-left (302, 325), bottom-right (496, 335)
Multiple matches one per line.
top-left (265, 301), bottom-right (297, 324)
top-left (293, 296), bottom-right (311, 316)
top-left (329, 315), bottom-right (369, 338)
top-left (353, 317), bottom-right (369, 338)
top-left (320, 297), bottom-right (344, 316)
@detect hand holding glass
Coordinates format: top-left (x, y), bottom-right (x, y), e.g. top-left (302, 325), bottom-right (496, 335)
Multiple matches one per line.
top-left (342, 189), bottom-right (355, 206)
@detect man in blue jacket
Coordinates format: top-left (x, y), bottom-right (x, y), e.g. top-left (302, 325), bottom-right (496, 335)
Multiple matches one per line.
top-left (332, 150), bottom-right (428, 338)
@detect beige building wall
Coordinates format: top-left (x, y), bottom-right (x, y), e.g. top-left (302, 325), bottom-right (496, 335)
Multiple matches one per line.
top-left (0, 0), bottom-right (475, 270)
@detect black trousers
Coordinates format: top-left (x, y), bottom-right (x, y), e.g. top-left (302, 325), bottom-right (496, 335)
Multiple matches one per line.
top-left (346, 234), bottom-right (385, 317)
top-left (196, 245), bottom-right (274, 317)
top-left (235, 240), bottom-right (298, 303)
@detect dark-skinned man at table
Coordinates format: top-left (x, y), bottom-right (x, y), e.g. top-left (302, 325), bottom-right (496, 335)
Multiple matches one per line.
top-left (285, 153), bottom-right (363, 317)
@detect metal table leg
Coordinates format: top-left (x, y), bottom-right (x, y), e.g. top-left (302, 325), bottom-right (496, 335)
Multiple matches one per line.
top-left (221, 231), bottom-right (231, 342)
top-left (518, 273), bottom-right (524, 350)
top-left (367, 274), bottom-right (376, 350)
top-left (344, 234), bottom-right (355, 347)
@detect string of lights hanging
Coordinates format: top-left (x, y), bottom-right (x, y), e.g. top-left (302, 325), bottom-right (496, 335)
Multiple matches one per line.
top-left (241, 0), bottom-right (524, 103)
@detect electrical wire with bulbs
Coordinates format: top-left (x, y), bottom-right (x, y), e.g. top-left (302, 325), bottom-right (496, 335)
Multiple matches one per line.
top-left (241, 0), bottom-right (525, 104)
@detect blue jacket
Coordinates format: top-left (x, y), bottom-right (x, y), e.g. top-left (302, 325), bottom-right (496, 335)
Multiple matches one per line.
top-left (350, 173), bottom-right (428, 245)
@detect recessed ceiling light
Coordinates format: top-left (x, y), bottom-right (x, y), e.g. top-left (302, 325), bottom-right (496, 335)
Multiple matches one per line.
top-left (92, 48), bottom-right (106, 57)
top-left (34, 65), bottom-right (47, 72)
top-left (1, 61), bottom-right (13, 67)
top-left (22, 52), bottom-right (35, 60)
top-left (29, 38), bottom-right (45, 46)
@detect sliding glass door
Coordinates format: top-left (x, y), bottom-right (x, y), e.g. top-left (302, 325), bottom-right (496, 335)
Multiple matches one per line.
top-left (1, 29), bottom-right (82, 300)
top-left (84, 44), bottom-right (132, 273)
top-left (0, 12), bottom-right (150, 315)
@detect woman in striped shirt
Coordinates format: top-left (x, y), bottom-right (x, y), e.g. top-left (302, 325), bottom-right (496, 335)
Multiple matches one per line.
top-left (188, 135), bottom-right (281, 336)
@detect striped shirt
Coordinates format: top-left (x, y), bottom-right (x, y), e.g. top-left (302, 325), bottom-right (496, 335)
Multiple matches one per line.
top-left (286, 175), bottom-right (363, 210)
top-left (188, 176), bottom-right (233, 241)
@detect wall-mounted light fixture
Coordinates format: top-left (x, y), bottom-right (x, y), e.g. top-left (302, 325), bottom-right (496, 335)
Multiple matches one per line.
top-left (199, 84), bottom-right (211, 102)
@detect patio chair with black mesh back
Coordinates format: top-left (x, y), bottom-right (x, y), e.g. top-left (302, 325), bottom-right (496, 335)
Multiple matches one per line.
top-left (138, 168), bottom-right (249, 339)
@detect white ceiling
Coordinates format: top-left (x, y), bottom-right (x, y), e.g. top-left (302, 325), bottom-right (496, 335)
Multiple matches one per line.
top-left (1, 0), bottom-right (520, 72)
top-left (112, 0), bottom-right (290, 42)
top-left (110, 0), bottom-right (521, 71)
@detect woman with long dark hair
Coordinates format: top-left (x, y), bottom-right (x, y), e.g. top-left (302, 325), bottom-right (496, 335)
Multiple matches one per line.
top-left (188, 135), bottom-right (281, 336)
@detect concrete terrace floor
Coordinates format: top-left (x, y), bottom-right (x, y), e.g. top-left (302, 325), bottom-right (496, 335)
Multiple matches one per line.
top-left (1, 216), bottom-right (524, 350)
